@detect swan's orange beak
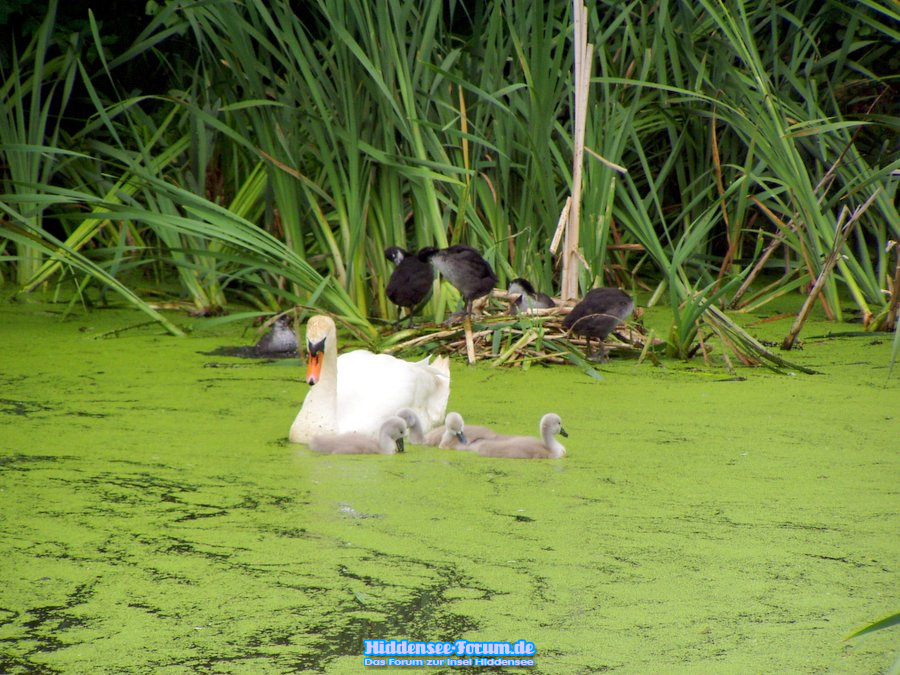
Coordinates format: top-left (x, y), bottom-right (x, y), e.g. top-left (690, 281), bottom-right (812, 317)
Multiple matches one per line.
top-left (306, 351), bottom-right (322, 385)
top-left (306, 336), bottom-right (326, 385)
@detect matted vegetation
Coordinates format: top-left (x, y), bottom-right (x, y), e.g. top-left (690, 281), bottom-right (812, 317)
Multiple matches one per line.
top-left (1, 0), bottom-right (898, 366)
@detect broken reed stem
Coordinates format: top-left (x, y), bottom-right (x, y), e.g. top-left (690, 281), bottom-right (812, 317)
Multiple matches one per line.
top-left (695, 323), bottom-right (711, 366)
top-left (884, 243), bottom-right (900, 331)
top-left (781, 209), bottom-right (849, 347)
top-left (584, 146), bottom-right (628, 174)
top-left (550, 196), bottom-right (571, 256)
top-left (782, 189), bottom-right (881, 350)
top-left (561, 0), bottom-right (591, 300)
top-left (464, 315), bottom-right (476, 364)
top-left (703, 304), bottom-right (817, 374)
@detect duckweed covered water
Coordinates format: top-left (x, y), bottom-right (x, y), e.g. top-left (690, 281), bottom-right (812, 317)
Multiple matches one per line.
top-left (1, 296), bottom-right (897, 673)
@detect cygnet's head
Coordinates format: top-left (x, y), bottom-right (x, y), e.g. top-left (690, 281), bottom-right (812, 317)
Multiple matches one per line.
top-left (382, 416), bottom-right (409, 453)
top-left (395, 408), bottom-right (424, 443)
top-left (541, 413), bottom-right (568, 438)
top-left (540, 413), bottom-right (568, 457)
top-left (444, 412), bottom-right (468, 445)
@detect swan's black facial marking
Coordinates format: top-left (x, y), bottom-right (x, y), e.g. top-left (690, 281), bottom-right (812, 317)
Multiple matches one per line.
top-left (307, 337), bottom-right (326, 356)
top-left (306, 337), bottom-right (326, 386)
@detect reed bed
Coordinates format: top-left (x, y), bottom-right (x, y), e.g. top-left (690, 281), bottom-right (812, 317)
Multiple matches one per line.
top-left (380, 294), bottom-right (647, 367)
top-left (1, 0), bottom-right (897, 368)
top-left (308, 287), bottom-right (810, 376)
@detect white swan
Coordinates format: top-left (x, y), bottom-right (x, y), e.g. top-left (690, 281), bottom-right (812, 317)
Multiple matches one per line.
top-left (470, 413), bottom-right (568, 459)
top-left (309, 416), bottom-right (408, 455)
top-left (289, 315), bottom-right (451, 443)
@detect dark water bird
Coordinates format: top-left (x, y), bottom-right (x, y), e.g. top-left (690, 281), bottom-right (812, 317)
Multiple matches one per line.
top-left (422, 411), bottom-right (501, 449)
top-left (309, 416), bottom-right (409, 455)
top-left (201, 315), bottom-right (298, 359)
top-left (470, 413), bottom-right (568, 459)
top-left (563, 288), bottom-right (634, 360)
top-left (384, 247), bottom-right (434, 326)
top-left (508, 278), bottom-right (555, 315)
top-left (253, 316), bottom-right (298, 356)
top-left (422, 245), bottom-right (497, 316)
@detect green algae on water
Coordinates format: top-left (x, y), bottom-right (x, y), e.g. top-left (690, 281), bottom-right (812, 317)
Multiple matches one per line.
top-left (0, 296), bottom-right (897, 673)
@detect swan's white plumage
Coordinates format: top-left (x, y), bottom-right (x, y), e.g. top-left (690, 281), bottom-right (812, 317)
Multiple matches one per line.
top-left (289, 316), bottom-right (450, 444)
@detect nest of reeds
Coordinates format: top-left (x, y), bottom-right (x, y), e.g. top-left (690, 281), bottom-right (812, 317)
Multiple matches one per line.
top-left (380, 289), bottom-right (661, 371)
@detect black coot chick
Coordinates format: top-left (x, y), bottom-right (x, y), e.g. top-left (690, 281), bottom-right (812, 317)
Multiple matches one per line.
top-left (423, 245), bottom-right (497, 316)
top-left (563, 288), bottom-right (634, 360)
top-left (384, 246), bottom-right (434, 326)
top-left (508, 278), bottom-right (555, 314)
top-left (254, 315), bottom-right (298, 356)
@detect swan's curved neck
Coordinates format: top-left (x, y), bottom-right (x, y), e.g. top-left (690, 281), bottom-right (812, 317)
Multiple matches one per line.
top-left (317, 331), bottom-right (338, 388)
top-left (308, 328), bottom-right (338, 408)
top-left (543, 427), bottom-right (565, 457)
top-left (289, 325), bottom-right (339, 442)
top-left (379, 426), bottom-right (402, 453)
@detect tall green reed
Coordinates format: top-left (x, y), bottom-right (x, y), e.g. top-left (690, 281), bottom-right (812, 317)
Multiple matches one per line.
top-left (0, 0), bottom-right (79, 285)
top-left (1, 0), bottom-right (896, 361)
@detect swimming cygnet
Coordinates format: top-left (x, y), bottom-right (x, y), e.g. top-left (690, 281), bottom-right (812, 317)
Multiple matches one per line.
top-left (471, 413), bottom-right (568, 459)
top-left (309, 416), bottom-right (408, 455)
top-left (423, 411), bottom-right (501, 450)
top-left (396, 407), bottom-right (426, 444)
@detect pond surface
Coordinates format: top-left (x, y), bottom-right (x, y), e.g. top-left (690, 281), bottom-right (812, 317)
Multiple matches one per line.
top-left (0, 295), bottom-right (897, 673)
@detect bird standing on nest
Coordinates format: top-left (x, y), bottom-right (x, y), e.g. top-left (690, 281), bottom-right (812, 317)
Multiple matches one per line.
top-left (384, 246), bottom-right (434, 327)
top-left (422, 245), bottom-right (497, 317)
top-left (508, 278), bottom-right (555, 314)
top-left (563, 288), bottom-right (634, 360)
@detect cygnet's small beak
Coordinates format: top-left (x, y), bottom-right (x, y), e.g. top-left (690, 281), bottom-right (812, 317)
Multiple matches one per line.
top-left (456, 431), bottom-right (468, 445)
top-left (395, 437), bottom-right (406, 453)
top-left (559, 426), bottom-right (569, 438)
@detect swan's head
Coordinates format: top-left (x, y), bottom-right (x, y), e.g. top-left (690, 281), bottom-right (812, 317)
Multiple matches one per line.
top-left (541, 413), bottom-right (567, 457)
top-left (445, 412), bottom-right (468, 445)
top-left (384, 246), bottom-right (406, 265)
top-left (541, 413), bottom-right (568, 438)
top-left (305, 315), bottom-right (336, 386)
